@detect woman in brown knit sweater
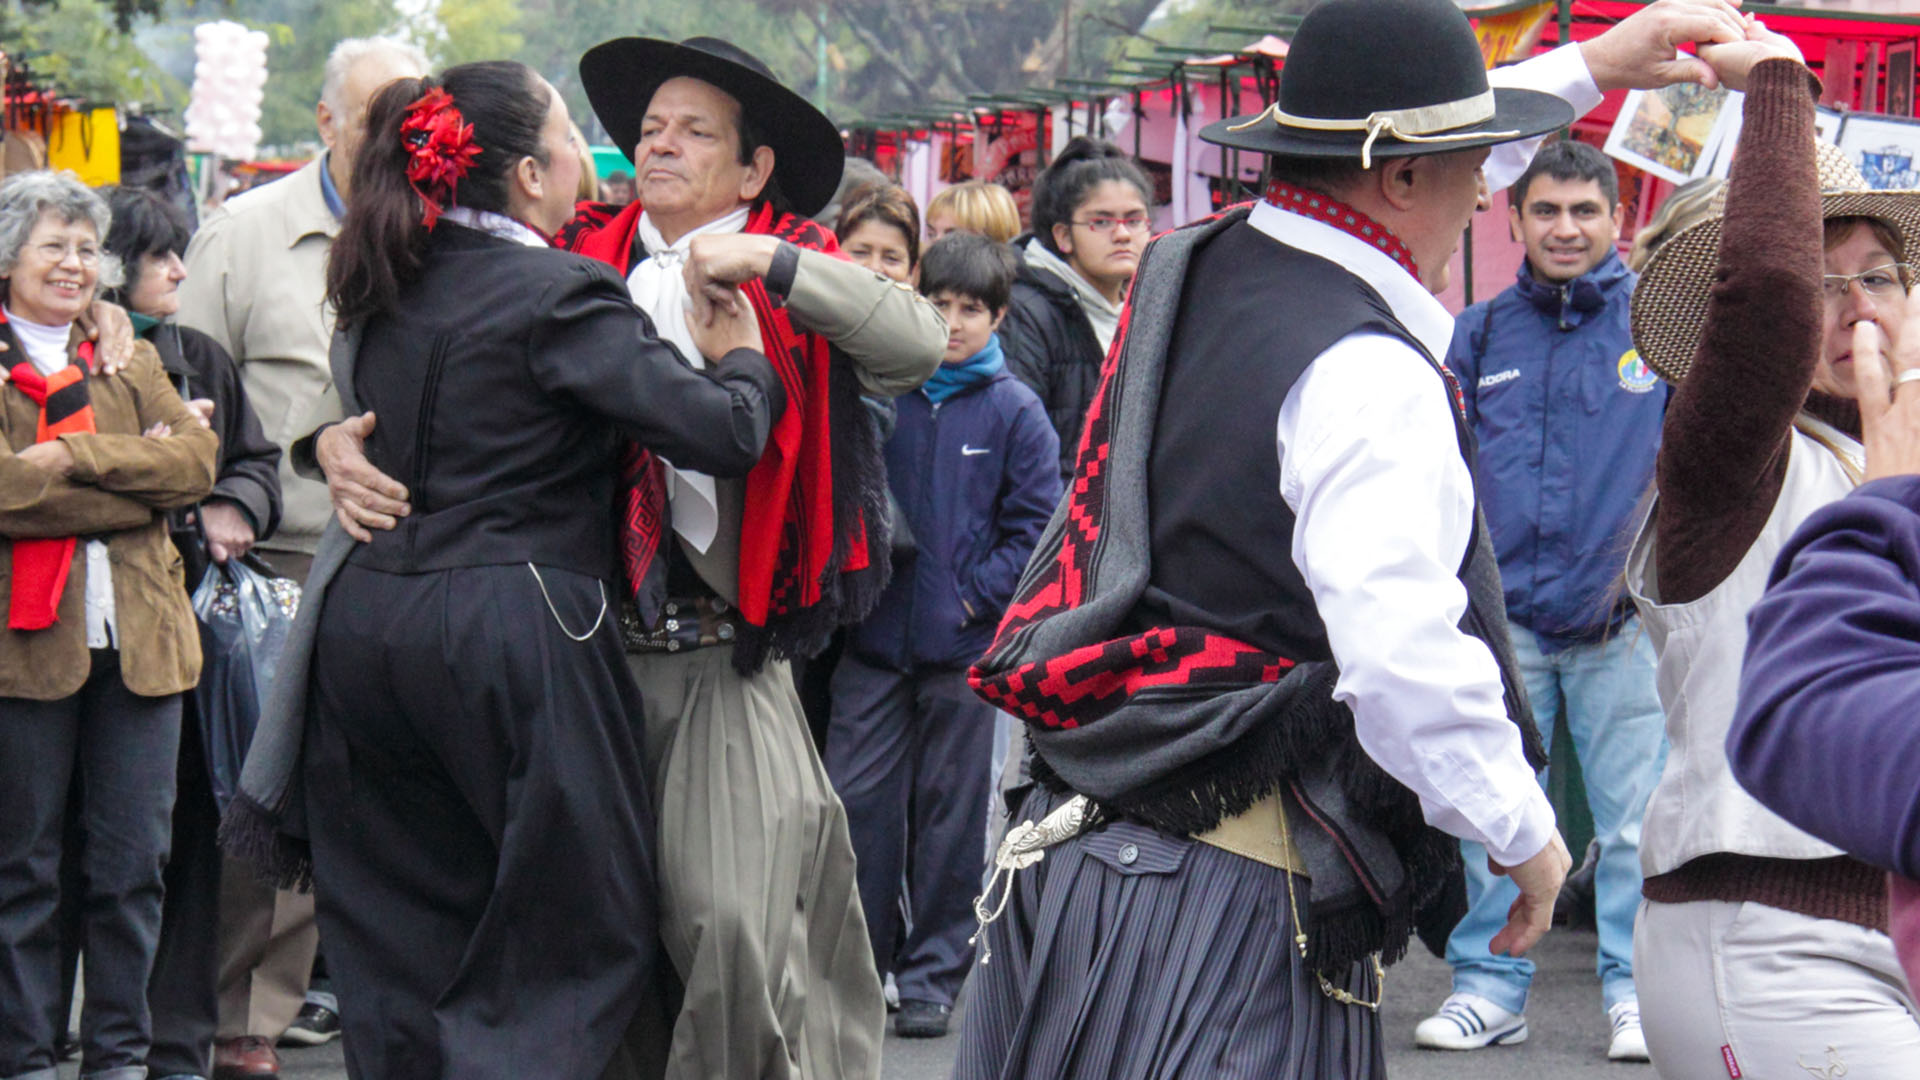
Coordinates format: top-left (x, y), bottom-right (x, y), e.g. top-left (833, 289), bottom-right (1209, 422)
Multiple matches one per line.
top-left (1625, 33), bottom-right (1920, 1078)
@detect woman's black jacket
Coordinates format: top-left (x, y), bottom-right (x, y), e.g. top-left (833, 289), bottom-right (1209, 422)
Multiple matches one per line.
top-left (999, 237), bottom-right (1104, 484)
top-left (150, 321), bottom-right (283, 587)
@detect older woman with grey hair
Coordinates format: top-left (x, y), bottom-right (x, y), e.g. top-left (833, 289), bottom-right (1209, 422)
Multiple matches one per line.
top-left (0, 169), bottom-right (217, 1080)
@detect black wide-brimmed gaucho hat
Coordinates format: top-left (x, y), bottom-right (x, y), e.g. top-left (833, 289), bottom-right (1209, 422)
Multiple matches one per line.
top-left (580, 36), bottom-right (845, 218)
top-left (1201, 0), bottom-right (1572, 168)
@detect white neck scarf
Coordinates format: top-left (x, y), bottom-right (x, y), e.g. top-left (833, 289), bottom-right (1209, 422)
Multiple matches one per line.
top-left (3, 307), bottom-right (76, 376)
top-left (626, 205), bottom-right (753, 554)
top-left (441, 206), bottom-right (548, 248)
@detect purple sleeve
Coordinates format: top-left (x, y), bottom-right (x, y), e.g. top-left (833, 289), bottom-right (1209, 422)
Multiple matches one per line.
top-left (1730, 474), bottom-right (1920, 879)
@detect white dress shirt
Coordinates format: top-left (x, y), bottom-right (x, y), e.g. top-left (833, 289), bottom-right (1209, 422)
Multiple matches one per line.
top-left (1254, 206), bottom-right (1555, 867)
top-left (5, 307), bottom-right (116, 649)
top-left (1241, 43), bottom-right (1602, 868)
top-left (1487, 45), bottom-right (1605, 189)
top-left (625, 206), bottom-right (753, 555)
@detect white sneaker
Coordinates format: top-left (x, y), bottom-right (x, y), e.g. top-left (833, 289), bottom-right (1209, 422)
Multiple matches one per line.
top-left (1608, 1000), bottom-right (1650, 1061)
top-left (1413, 992), bottom-right (1528, 1050)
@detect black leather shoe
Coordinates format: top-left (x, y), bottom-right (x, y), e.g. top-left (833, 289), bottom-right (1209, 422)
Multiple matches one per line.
top-left (894, 1000), bottom-right (952, 1038)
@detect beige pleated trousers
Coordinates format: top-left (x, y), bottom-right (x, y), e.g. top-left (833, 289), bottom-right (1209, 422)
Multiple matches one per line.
top-left (616, 646), bottom-right (883, 1080)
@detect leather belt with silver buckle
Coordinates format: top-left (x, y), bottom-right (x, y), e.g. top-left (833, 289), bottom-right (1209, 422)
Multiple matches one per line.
top-left (619, 595), bottom-right (741, 654)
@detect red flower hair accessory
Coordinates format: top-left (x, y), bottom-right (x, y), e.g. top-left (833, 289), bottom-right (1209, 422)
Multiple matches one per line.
top-left (400, 87), bottom-right (481, 228)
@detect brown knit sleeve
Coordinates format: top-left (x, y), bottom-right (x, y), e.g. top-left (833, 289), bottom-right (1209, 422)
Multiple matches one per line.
top-left (1652, 59), bottom-right (1824, 605)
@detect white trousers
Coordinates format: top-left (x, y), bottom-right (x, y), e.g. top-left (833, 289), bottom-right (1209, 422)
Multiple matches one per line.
top-left (1635, 898), bottom-right (1920, 1080)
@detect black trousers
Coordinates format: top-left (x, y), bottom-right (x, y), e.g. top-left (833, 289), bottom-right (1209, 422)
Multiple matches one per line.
top-left (146, 710), bottom-right (222, 1079)
top-left (305, 563), bottom-right (664, 1080)
top-left (823, 656), bottom-right (996, 1009)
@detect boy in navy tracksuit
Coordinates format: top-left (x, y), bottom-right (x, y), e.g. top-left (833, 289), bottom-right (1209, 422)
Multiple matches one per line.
top-left (826, 233), bottom-right (1061, 1038)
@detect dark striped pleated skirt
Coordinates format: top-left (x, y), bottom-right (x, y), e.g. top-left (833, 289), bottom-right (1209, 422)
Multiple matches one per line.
top-left (954, 786), bottom-right (1386, 1080)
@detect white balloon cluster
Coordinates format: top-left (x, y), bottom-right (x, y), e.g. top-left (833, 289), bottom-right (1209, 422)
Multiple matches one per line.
top-left (185, 21), bottom-right (270, 160)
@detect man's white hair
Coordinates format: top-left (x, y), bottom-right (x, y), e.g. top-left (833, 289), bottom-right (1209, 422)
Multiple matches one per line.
top-left (320, 37), bottom-right (429, 111)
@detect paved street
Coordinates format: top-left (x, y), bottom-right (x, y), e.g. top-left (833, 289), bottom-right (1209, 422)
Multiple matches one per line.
top-left (60, 927), bottom-right (1643, 1079)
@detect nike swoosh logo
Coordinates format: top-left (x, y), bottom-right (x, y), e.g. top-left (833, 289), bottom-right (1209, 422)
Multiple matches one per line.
top-left (961, 445), bottom-right (990, 456)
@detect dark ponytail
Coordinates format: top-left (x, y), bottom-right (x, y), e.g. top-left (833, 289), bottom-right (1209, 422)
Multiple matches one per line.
top-left (1030, 136), bottom-right (1151, 256)
top-left (327, 60), bottom-right (552, 325)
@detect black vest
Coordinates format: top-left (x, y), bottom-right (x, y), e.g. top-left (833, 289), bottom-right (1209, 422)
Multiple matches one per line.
top-left (1107, 219), bottom-right (1542, 967)
top-left (1130, 218), bottom-right (1540, 768)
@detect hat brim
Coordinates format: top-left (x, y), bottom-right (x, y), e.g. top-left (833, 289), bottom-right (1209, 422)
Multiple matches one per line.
top-left (580, 37), bottom-right (844, 218)
top-left (1199, 87), bottom-right (1573, 160)
top-left (1632, 189), bottom-right (1920, 386)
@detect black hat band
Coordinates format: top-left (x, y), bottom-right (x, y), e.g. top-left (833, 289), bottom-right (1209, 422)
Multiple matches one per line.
top-left (1229, 88), bottom-right (1517, 168)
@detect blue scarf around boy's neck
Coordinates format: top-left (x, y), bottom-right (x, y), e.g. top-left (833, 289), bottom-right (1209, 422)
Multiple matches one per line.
top-left (922, 332), bottom-right (1005, 405)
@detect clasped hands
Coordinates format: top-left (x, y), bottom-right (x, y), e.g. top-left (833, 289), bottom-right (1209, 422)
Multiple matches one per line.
top-left (1580, 0), bottom-right (1803, 94)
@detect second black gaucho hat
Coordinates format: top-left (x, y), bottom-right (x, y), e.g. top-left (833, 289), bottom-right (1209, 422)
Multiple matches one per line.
top-left (1201, 0), bottom-right (1572, 167)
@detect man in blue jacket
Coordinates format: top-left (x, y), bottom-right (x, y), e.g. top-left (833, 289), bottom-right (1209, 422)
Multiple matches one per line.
top-left (1420, 138), bottom-right (1668, 1061)
top-left (826, 233), bottom-right (1061, 1040)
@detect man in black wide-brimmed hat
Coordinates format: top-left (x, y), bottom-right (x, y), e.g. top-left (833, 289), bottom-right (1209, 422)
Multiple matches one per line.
top-left (558, 35), bottom-right (944, 1080)
top-left (956, 0), bottom-right (1766, 1075)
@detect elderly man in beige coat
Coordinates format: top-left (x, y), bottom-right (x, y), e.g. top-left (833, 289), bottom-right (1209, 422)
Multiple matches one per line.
top-left (176, 35), bottom-right (425, 1078)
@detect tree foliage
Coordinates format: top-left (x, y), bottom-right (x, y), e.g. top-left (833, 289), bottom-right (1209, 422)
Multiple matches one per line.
top-left (11, 0), bottom-right (164, 35)
top-left (7, 1), bottom-right (181, 107)
top-left (427, 0), bottom-right (526, 70)
top-left (9, 0), bottom-right (1313, 157)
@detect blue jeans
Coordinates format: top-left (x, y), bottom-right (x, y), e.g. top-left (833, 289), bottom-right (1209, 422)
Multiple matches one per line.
top-left (1446, 620), bottom-right (1667, 1014)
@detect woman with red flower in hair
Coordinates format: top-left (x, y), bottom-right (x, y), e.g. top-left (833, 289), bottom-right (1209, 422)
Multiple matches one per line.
top-left (239, 60), bottom-right (785, 1078)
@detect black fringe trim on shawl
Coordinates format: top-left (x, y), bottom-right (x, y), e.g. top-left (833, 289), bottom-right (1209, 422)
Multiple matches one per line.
top-left (731, 351), bottom-right (894, 675)
top-left (217, 792), bottom-right (314, 893)
top-left (1033, 664), bottom-right (1462, 973)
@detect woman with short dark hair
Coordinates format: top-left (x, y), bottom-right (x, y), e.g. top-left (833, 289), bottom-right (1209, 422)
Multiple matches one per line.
top-left (236, 60), bottom-right (784, 1077)
top-left (99, 183), bottom-right (283, 1080)
top-left (836, 184), bottom-right (920, 284)
top-left (1001, 138), bottom-right (1152, 481)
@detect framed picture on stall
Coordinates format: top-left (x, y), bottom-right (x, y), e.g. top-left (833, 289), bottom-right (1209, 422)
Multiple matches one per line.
top-left (1888, 41), bottom-right (1916, 118)
top-left (1604, 83), bottom-right (1736, 184)
top-left (1838, 112), bottom-right (1920, 189)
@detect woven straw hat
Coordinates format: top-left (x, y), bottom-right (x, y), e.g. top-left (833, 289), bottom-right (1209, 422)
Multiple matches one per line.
top-left (1632, 141), bottom-right (1920, 385)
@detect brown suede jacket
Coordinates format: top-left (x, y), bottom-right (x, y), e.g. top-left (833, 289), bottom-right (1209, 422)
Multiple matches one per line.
top-left (0, 328), bottom-right (218, 700)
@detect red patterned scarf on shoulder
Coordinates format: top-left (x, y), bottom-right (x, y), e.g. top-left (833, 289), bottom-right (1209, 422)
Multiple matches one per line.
top-left (4, 311), bottom-right (97, 630)
top-left (557, 200), bottom-right (884, 672)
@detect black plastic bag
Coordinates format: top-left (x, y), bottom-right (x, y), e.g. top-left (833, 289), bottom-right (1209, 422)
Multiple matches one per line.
top-left (192, 555), bottom-right (301, 815)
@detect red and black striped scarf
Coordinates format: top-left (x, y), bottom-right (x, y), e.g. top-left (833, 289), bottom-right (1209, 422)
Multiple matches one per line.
top-left (556, 200), bottom-right (887, 672)
top-left (5, 315), bottom-right (97, 630)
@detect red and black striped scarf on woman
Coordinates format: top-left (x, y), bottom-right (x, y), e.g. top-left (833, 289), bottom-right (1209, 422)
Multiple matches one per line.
top-left (2, 310), bottom-right (97, 630)
top-left (557, 200), bottom-right (888, 673)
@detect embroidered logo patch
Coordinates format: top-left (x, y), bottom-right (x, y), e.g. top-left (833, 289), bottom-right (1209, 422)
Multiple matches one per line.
top-left (1618, 349), bottom-right (1659, 394)
top-left (1722, 1044), bottom-right (1742, 1078)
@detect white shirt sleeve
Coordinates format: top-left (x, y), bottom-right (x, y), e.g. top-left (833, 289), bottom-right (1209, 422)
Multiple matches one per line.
top-left (1484, 43), bottom-right (1606, 191)
top-left (1278, 331), bottom-right (1556, 866)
